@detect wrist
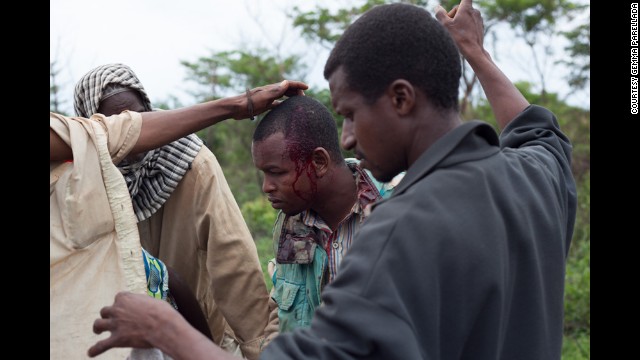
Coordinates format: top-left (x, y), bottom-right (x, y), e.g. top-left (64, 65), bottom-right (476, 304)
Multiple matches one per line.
top-left (464, 48), bottom-right (494, 72)
top-left (218, 94), bottom-right (245, 120)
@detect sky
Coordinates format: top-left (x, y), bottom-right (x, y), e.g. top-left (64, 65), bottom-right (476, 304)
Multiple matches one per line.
top-left (50, 0), bottom-right (590, 115)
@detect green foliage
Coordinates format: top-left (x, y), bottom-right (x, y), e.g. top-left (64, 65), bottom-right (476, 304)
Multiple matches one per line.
top-left (181, 50), bottom-right (307, 101)
top-left (558, 19), bottom-right (590, 90)
top-left (561, 171), bottom-right (589, 360)
top-left (291, 0), bottom-right (385, 48)
top-left (240, 196), bottom-right (278, 240)
top-left (236, 196), bottom-right (280, 290)
top-left (478, 0), bottom-right (586, 37)
top-left (290, 0), bottom-right (429, 49)
top-left (241, 197), bottom-right (278, 290)
top-left (562, 332), bottom-right (590, 360)
top-left (564, 172), bottom-right (590, 332)
top-left (154, 95), bottom-right (185, 110)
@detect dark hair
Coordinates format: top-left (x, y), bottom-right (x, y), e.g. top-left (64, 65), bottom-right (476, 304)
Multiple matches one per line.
top-left (253, 96), bottom-right (343, 164)
top-left (324, 3), bottom-right (461, 110)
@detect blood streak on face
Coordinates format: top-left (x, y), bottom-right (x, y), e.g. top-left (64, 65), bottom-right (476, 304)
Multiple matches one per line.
top-left (284, 109), bottom-right (319, 201)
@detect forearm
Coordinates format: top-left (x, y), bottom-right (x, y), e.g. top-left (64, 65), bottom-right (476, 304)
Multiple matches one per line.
top-left (153, 310), bottom-right (235, 360)
top-left (436, 0), bottom-right (529, 130)
top-left (51, 79), bottom-right (308, 162)
top-left (133, 96), bottom-right (242, 155)
top-left (50, 99), bottom-right (238, 162)
top-left (464, 49), bottom-right (529, 130)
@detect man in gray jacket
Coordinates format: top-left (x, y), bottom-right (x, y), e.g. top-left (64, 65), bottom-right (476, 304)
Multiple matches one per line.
top-left (87, 1), bottom-right (577, 359)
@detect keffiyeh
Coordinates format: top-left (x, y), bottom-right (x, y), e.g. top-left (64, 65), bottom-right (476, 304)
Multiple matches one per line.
top-left (74, 63), bottom-right (203, 221)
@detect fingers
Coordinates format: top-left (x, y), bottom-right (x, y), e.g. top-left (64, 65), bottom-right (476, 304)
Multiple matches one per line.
top-left (99, 306), bottom-right (113, 318)
top-left (434, 5), bottom-right (450, 23)
top-left (281, 80), bottom-right (309, 97)
top-left (435, 3), bottom-right (459, 23)
top-left (460, 0), bottom-right (473, 8)
top-left (281, 80), bottom-right (309, 90)
top-left (87, 338), bottom-right (115, 358)
top-left (93, 318), bottom-right (112, 335)
top-left (448, 5), bottom-right (459, 17)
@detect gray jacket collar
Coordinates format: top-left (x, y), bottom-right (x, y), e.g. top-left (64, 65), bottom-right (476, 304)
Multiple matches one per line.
top-left (375, 121), bottom-right (499, 206)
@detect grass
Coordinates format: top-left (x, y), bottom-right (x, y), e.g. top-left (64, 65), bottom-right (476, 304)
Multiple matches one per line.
top-left (562, 333), bottom-right (590, 359)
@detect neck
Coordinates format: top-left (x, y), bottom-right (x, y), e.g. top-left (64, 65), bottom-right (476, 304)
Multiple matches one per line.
top-left (407, 106), bottom-right (462, 168)
top-left (312, 162), bottom-right (358, 231)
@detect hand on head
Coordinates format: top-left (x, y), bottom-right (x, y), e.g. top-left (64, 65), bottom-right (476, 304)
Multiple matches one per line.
top-left (237, 80), bottom-right (309, 120)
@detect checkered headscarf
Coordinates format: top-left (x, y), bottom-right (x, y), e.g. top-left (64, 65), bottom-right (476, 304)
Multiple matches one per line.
top-left (74, 63), bottom-right (203, 222)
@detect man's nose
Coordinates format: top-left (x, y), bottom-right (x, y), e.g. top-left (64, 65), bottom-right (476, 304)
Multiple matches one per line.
top-left (341, 120), bottom-right (356, 150)
top-left (262, 178), bottom-right (276, 194)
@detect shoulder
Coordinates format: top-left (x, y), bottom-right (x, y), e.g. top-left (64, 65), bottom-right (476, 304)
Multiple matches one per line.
top-left (183, 145), bottom-right (223, 180)
top-left (500, 105), bottom-right (572, 159)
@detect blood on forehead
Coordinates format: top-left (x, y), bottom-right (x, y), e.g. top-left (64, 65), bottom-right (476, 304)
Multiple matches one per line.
top-left (284, 109), bottom-right (319, 201)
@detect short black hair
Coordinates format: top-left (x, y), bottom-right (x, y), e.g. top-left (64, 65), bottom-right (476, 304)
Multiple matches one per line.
top-left (253, 96), bottom-right (343, 164)
top-left (324, 3), bottom-right (461, 110)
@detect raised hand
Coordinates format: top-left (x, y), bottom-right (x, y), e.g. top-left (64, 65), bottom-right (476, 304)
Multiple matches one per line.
top-left (434, 0), bottom-right (485, 61)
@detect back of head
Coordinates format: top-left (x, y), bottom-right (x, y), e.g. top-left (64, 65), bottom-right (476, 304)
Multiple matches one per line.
top-left (253, 96), bottom-right (343, 164)
top-left (324, 3), bottom-right (461, 110)
top-left (73, 63), bottom-right (153, 117)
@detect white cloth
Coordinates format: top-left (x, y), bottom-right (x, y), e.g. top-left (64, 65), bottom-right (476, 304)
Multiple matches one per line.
top-left (50, 111), bottom-right (151, 359)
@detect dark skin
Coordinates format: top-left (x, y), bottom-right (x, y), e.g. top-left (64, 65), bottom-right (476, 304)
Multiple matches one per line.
top-left (51, 80), bottom-right (308, 162)
top-left (97, 89), bottom-right (213, 341)
top-left (252, 132), bottom-right (358, 231)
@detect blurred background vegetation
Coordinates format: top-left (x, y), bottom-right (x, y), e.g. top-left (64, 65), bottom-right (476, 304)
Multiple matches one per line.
top-left (51, 1), bottom-right (589, 358)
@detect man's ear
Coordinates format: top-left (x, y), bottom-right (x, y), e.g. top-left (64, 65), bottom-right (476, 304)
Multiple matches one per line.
top-left (387, 79), bottom-right (415, 116)
top-left (311, 147), bottom-right (331, 178)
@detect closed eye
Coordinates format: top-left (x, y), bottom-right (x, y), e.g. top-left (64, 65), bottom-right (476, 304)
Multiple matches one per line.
top-left (265, 169), bottom-right (285, 176)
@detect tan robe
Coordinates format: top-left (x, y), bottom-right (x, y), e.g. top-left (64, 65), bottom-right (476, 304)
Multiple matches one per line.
top-left (136, 141), bottom-right (274, 359)
top-left (51, 110), bottom-right (276, 359)
top-left (50, 111), bottom-right (147, 359)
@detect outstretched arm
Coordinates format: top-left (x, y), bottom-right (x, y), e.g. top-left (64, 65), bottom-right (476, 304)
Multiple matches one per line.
top-left (435, 0), bottom-right (528, 130)
top-left (50, 80), bottom-right (308, 162)
top-left (88, 292), bottom-right (236, 359)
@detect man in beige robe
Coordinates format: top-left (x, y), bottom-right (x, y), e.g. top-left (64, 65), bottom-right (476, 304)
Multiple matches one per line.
top-left (50, 80), bottom-right (308, 359)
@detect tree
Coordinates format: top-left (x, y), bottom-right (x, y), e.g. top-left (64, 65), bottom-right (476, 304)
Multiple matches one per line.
top-left (478, 0), bottom-right (587, 103)
top-left (558, 18), bottom-right (590, 90)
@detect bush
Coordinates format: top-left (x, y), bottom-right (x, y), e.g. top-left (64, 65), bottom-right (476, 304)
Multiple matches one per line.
top-left (241, 196), bottom-right (278, 240)
top-left (562, 332), bottom-right (590, 360)
top-left (562, 172), bottom-right (590, 359)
